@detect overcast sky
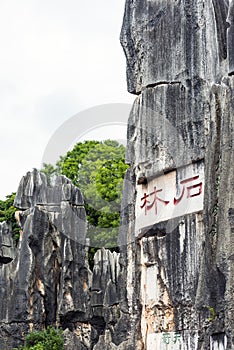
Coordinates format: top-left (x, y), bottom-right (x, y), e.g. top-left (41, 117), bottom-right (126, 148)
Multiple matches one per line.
top-left (0, 0), bottom-right (135, 199)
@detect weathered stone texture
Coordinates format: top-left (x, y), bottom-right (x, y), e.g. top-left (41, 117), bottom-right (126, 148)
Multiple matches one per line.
top-left (14, 169), bottom-right (84, 210)
top-left (126, 82), bottom-right (211, 177)
top-left (0, 170), bottom-right (88, 349)
top-left (0, 170), bottom-right (122, 349)
top-left (0, 221), bottom-right (15, 264)
top-left (204, 78), bottom-right (234, 347)
top-left (119, 79), bottom-right (234, 349)
top-left (117, 86), bottom-right (233, 348)
top-left (228, 0), bottom-right (234, 75)
top-left (120, 0), bottom-right (228, 94)
top-left (119, 0), bottom-right (234, 349)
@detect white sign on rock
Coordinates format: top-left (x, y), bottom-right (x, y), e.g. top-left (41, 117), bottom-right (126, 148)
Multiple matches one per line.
top-left (135, 162), bottom-right (204, 233)
top-left (147, 331), bottom-right (199, 350)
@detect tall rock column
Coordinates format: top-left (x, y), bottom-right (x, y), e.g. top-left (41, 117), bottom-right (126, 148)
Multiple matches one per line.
top-left (0, 170), bottom-right (89, 350)
top-left (228, 0), bottom-right (234, 75)
top-left (119, 0), bottom-right (233, 349)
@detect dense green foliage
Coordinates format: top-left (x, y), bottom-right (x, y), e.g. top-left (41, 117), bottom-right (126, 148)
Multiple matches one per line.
top-left (57, 140), bottom-right (100, 184)
top-left (42, 140), bottom-right (128, 248)
top-left (0, 192), bottom-right (20, 242)
top-left (13, 327), bottom-right (64, 350)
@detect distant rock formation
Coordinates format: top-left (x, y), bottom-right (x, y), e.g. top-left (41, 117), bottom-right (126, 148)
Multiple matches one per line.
top-left (0, 170), bottom-right (122, 349)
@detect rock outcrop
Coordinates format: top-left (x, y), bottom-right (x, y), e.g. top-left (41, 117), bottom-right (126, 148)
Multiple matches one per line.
top-left (228, 0), bottom-right (234, 75)
top-left (118, 0), bottom-right (234, 349)
top-left (0, 222), bottom-right (15, 264)
top-left (0, 170), bottom-right (122, 349)
top-left (120, 0), bottom-right (228, 94)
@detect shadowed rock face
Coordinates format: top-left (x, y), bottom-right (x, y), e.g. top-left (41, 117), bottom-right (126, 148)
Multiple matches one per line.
top-left (120, 0), bottom-right (228, 94)
top-left (228, 0), bottom-right (234, 75)
top-left (0, 222), bottom-right (15, 264)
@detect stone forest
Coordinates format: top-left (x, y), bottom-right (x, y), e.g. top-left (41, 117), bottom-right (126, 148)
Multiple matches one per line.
top-left (0, 0), bottom-right (233, 349)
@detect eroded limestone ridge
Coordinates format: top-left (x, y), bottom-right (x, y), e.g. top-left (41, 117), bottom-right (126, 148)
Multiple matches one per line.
top-left (0, 170), bottom-right (122, 350)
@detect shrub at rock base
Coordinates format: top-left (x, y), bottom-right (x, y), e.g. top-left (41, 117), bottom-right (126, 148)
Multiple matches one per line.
top-left (13, 327), bottom-right (64, 350)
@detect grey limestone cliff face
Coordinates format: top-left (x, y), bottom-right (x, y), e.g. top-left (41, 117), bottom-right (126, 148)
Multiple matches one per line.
top-left (0, 170), bottom-right (122, 350)
top-left (118, 0), bottom-right (234, 349)
top-left (120, 0), bottom-right (228, 94)
top-left (228, 0), bottom-right (234, 75)
top-left (0, 221), bottom-right (15, 264)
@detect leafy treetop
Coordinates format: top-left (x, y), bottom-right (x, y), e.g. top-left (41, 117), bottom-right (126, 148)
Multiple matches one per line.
top-left (13, 326), bottom-right (64, 350)
top-left (0, 192), bottom-right (20, 242)
top-left (42, 140), bottom-right (128, 249)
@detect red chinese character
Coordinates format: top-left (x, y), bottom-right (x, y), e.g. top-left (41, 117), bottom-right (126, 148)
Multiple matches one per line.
top-left (174, 175), bottom-right (202, 205)
top-left (141, 186), bottom-right (170, 215)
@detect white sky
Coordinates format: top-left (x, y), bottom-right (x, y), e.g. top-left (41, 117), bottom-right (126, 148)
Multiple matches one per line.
top-left (0, 0), bottom-right (135, 199)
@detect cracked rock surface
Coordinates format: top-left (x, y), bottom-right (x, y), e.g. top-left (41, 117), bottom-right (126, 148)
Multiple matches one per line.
top-left (118, 0), bottom-right (234, 349)
top-left (0, 170), bottom-right (122, 350)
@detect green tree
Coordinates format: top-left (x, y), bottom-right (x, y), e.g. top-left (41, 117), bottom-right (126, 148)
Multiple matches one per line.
top-left (56, 140), bottom-right (100, 184)
top-left (14, 327), bottom-right (64, 350)
top-left (0, 192), bottom-right (20, 242)
top-left (42, 140), bottom-right (128, 248)
top-left (78, 140), bottom-right (128, 247)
